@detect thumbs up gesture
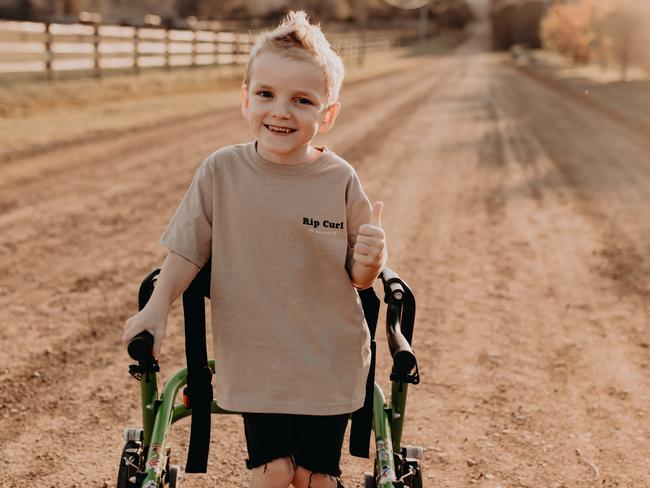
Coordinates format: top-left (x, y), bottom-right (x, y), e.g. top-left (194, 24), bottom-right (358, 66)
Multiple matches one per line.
top-left (353, 201), bottom-right (387, 269)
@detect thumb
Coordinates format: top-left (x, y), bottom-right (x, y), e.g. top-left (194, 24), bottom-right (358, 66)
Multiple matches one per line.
top-left (369, 201), bottom-right (383, 227)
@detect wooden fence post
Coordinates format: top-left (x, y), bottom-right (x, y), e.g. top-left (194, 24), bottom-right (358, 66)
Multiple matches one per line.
top-left (44, 21), bottom-right (52, 81)
top-left (93, 23), bottom-right (100, 78)
top-left (213, 33), bottom-right (218, 67)
top-left (358, 31), bottom-right (365, 66)
top-left (191, 29), bottom-right (197, 68)
top-left (165, 27), bottom-right (170, 70)
top-left (133, 27), bottom-right (140, 74)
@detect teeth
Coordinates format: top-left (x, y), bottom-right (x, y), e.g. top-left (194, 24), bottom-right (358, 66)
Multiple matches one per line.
top-left (266, 125), bottom-right (294, 134)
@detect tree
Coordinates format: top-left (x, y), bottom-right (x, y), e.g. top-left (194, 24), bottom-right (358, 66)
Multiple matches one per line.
top-left (541, 0), bottom-right (650, 79)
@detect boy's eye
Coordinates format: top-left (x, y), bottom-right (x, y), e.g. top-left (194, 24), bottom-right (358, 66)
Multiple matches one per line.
top-left (256, 90), bottom-right (273, 98)
top-left (296, 97), bottom-right (313, 105)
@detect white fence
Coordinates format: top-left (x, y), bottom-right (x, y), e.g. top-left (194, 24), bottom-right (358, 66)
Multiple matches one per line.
top-left (0, 20), bottom-right (424, 80)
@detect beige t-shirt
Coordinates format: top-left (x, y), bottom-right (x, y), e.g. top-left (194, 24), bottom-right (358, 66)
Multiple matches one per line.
top-left (160, 141), bottom-right (372, 415)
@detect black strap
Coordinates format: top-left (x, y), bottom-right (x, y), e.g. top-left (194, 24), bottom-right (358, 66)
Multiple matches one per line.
top-left (183, 261), bottom-right (212, 473)
top-left (349, 286), bottom-right (380, 458)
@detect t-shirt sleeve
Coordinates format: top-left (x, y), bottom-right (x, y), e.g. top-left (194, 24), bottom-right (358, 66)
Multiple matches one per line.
top-left (159, 157), bottom-right (213, 268)
top-left (345, 170), bottom-right (372, 274)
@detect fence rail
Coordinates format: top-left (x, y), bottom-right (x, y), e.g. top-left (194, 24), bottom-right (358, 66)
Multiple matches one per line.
top-left (0, 20), bottom-right (425, 80)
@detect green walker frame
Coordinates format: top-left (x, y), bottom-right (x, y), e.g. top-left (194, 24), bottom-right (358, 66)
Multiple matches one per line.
top-left (118, 267), bottom-right (421, 488)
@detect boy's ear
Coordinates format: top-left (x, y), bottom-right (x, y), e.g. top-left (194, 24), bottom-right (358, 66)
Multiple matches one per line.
top-left (241, 84), bottom-right (249, 118)
top-left (318, 102), bottom-right (341, 133)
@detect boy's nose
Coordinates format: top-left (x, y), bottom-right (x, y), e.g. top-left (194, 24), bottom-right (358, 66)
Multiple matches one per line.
top-left (271, 110), bottom-right (291, 120)
top-left (271, 102), bottom-right (291, 119)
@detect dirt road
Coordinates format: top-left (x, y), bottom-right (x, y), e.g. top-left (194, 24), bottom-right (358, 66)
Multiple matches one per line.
top-left (1, 12), bottom-right (649, 488)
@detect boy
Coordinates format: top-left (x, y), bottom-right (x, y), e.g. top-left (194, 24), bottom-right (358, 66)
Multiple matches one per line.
top-left (122, 11), bottom-right (387, 488)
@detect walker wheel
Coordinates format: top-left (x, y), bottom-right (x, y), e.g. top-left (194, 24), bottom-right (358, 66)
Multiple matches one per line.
top-left (403, 459), bottom-right (423, 488)
top-left (116, 440), bottom-right (142, 487)
top-left (363, 471), bottom-right (376, 488)
top-left (164, 464), bottom-right (180, 488)
top-left (414, 463), bottom-right (423, 488)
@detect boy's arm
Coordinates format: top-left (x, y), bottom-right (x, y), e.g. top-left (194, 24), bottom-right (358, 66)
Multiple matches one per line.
top-left (147, 251), bottom-right (201, 310)
top-left (349, 201), bottom-right (387, 289)
top-left (122, 251), bottom-right (200, 356)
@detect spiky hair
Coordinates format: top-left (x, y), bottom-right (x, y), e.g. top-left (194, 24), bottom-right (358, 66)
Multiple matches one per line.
top-left (243, 10), bottom-right (345, 105)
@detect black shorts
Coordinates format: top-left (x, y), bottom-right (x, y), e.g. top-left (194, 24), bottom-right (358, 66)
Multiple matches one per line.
top-left (242, 411), bottom-right (349, 479)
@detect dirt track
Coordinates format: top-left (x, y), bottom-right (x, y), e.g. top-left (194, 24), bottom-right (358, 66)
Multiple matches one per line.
top-left (1, 9), bottom-right (650, 488)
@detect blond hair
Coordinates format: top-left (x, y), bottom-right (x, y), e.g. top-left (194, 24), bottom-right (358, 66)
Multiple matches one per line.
top-left (243, 10), bottom-right (345, 106)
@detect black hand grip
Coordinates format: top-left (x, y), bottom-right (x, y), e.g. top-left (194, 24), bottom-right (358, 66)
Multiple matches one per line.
top-left (127, 330), bottom-right (155, 363)
top-left (386, 301), bottom-right (416, 375)
top-left (393, 349), bottom-right (417, 376)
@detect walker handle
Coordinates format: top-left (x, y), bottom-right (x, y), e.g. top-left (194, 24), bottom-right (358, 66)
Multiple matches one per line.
top-left (128, 331), bottom-right (155, 363)
top-left (126, 268), bottom-right (160, 364)
top-left (379, 267), bottom-right (419, 383)
top-left (385, 301), bottom-right (416, 376)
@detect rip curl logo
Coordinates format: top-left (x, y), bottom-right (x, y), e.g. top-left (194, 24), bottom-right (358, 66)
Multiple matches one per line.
top-left (303, 217), bottom-right (344, 235)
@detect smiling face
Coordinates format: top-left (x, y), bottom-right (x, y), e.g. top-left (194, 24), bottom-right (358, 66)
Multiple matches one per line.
top-left (241, 50), bottom-right (341, 165)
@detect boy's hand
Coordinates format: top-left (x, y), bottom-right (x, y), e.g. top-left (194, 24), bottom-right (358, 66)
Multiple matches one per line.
top-left (122, 305), bottom-right (168, 358)
top-left (353, 201), bottom-right (387, 269)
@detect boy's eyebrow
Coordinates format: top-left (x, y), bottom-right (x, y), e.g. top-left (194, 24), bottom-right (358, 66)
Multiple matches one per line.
top-left (252, 83), bottom-right (321, 100)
